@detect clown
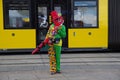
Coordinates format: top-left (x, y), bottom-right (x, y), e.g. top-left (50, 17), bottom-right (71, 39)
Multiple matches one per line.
top-left (45, 11), bottom-right (66, 74)
top-left (32, 11), bottom-right (66, 75)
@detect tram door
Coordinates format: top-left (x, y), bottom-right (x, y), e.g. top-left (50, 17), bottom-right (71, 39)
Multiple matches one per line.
top-left (36, 0), bottom-right (67, 47)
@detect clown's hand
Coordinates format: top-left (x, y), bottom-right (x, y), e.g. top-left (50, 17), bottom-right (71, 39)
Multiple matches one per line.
top-left (52, 30), bottom-right (57, 36)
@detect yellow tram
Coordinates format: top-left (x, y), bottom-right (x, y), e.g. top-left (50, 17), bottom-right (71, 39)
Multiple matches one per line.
top-left (0, 0), bottom-right (118, 52)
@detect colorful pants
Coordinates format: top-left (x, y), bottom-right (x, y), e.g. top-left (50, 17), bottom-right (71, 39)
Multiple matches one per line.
top-left (48, 45), bottom-right (61, 72)
top-left (54, 45), bottom-right (61, 72)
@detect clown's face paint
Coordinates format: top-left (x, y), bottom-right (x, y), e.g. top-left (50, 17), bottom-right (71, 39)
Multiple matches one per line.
top-left (53, 16), bottom-right (64, 26)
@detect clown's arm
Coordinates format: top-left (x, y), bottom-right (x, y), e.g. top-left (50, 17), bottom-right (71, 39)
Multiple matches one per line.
top-left (57, 25), bottom-right (66, 38)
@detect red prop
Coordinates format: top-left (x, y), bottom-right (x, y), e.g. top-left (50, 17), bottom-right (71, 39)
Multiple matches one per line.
top-left (32, 38), bottom-right (49, 54)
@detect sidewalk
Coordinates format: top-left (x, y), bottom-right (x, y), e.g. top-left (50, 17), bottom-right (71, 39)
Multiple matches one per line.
top-left (0, 53), bottom-right (120, 80)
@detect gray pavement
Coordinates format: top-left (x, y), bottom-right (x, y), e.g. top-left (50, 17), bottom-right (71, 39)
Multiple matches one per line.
top-left (0, 53), bottom-right (120, 80)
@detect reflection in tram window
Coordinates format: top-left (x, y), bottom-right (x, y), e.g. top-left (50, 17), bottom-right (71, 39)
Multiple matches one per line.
top-left (72, 0), bottom-right (97, 28)
top-left (4, 0), bottom-right (30, 28)
top-left (38, 7), bottom-right (48, 28)
top-left (38, 14), bottom-right (48, 28)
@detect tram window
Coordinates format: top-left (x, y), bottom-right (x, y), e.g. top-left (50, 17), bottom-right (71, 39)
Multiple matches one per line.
top-left (4, 0), bottom-right (31, 29)
top-left (54, 6), bottom-right (61, 14)
top-left (38, 29), bottom-right (48, 41)
top-left (72, 0), bottom-right (97, 28)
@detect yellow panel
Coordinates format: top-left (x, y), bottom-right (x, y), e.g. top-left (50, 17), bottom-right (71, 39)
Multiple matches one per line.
top-left (0, 0), bottom-right (3, 30)
top-left (0, 0), bottom-right (2, 7)
top-left (0, 30), bottom-right (36, 49)
top-left (99, 0), bottom-right (108, 47)
top-left (69, 28), bottom-right (107, 48)
top-left (68, 0), bottom-right (108, 48)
